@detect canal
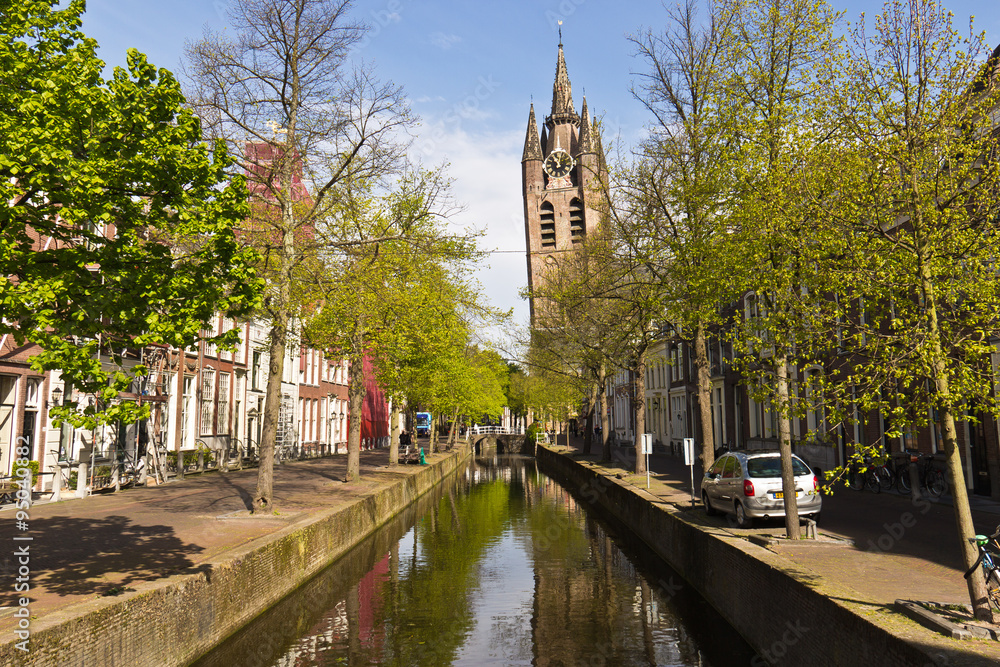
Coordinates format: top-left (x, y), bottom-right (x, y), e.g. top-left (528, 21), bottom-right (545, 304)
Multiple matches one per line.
top-left (194, 456), bottom-right (758, 666)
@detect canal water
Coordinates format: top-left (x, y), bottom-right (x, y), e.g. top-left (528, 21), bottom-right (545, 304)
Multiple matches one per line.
top-left (194, 456), bottom-right (758, 666)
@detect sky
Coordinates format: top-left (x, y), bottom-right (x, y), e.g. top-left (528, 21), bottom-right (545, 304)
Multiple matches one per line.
top-left (80, 0), bottom-right (1000, 345)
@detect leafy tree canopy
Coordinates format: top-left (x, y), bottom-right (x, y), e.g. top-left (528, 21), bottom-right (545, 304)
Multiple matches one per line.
top-left (0, 0), bottom-right (260, 428)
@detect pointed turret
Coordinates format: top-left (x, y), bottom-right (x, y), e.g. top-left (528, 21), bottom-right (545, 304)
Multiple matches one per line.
top-left (522, 104), bottom-right (543, 162)
top-left (547, 41), bottom-right (580, 128)
top-left (577, 97), bottom-right (595, 155)
top-left (594, 121), bottom-right (607, 173)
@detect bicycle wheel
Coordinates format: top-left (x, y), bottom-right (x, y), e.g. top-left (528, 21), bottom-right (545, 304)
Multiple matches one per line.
top-left (896, 465), bottom-right (912, 493)
top-left (864, 470), bottom-right (882, 494)
top-left (877, 466), bottom-right (894, 492)
top-left (985, 567), bottom-right (1000, 611)
top-left (849, 468), bottom-right (864, 491)
top-left (926, 468), bottom-right (947, 498)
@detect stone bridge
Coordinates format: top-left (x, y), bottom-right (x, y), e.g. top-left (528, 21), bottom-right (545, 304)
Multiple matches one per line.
top-left (469, 433), bottom-right (533, 457)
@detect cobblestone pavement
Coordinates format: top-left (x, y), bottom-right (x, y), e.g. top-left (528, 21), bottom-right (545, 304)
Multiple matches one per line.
top-left (0, 447), bottom-right (452, 638)
top-left (556, 434), bottom-right (1000, 665)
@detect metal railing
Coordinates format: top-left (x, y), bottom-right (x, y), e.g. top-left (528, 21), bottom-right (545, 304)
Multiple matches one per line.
top-left (470, 425), bottom-right (525, 435)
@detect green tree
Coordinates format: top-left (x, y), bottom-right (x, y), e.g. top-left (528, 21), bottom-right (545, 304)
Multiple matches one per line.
top-left (626, 0), bottom-right (742, 470)
top-left (184, 0), bottom-right (414, 508)
top-left (525, 232), bottom-right (628, 460)
top-left (825, 0), bottom-right (1000, 620)
top-left (0, 0), bottom-right (259, 428)
top-left (304, 170), bottom-right (486, 479)
top-left (723, 0), bottom-right (842, 539)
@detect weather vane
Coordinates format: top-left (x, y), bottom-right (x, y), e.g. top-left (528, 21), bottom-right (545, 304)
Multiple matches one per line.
top-left (558, 20), bottom-right (563, 43)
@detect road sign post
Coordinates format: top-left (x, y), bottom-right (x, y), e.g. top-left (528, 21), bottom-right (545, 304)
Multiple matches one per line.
top-left (641, 434), bottom-right (653, 489)
top-left (683, 437), bottom-right (696, 504)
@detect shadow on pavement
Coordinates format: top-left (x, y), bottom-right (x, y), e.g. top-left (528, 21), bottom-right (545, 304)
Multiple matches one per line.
top-left (0, 515), bottom-right (206, 602)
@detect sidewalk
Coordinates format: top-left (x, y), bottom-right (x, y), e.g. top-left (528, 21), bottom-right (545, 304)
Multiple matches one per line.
top-left (0, 447), bottom-right (452, 638)
top-left (557, 433), bottom-right (1000, 664)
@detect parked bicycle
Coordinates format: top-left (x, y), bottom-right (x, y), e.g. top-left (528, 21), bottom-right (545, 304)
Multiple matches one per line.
top-left (964, 525), bottom-right (1000, 612)
top-left (275, 442), bottom-right (297, 464)
top-left (895, 451), bottom-right (947, 498)
top-left (848, 457), bottom-right (892, 494)
top-left (114, 449), bottom-right (145, 488)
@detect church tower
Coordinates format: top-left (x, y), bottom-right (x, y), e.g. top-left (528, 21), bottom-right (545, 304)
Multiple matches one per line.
top-left (522, 38), bottom-right (605, 324)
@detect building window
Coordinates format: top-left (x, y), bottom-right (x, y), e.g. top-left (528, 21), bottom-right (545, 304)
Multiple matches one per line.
top-left (217, 373), bottom-right (230, 434)
top-left (569, 198), bottom-right (585, 244)
top-left (748, 396), bottom-right (760, 439)
top-left (200, 369), bottom-right (215, 435)
top-left (540, 202), bottom-right (556, 249)
top-left (805, 368), bottom-right (824, 438)
top-left (251, 351), bottom-right (262, 390)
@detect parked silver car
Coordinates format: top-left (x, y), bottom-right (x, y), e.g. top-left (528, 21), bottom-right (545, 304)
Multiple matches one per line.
top-left (702, 450), bottom-right (821, 528)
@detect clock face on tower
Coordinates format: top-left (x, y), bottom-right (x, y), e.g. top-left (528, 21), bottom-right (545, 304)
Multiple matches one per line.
top-left (543, 149), bottom-right (575, 179)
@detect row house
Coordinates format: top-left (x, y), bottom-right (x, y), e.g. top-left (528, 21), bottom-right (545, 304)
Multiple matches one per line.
top-left (0, 337), bottom-right (54, 479)
top-left (17, 318), bottom-right (388, 497)
top-left (611, 304), bottom-right (1000, 500)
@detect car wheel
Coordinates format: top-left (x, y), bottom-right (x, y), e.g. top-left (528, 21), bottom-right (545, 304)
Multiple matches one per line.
top-left (703, 491), bottom-right (717, 516)
top-left (735, 501), bottom-right (752, 529)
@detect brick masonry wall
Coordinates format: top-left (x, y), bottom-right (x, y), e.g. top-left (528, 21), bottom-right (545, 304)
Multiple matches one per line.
top-left (536, 446), bottom-right (938, 667)
top-left (0, 451), bottom-right (469, 667)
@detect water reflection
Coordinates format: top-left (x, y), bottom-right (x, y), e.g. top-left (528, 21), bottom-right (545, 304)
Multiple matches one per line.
top-left (194, 456), bottom-right (756, 666)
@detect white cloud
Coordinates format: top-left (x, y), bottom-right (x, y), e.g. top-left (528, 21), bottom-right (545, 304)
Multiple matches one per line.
top-left (411, 122), bottom-right (532, 339)
top-left (429, 32), bottom-right (462, 50)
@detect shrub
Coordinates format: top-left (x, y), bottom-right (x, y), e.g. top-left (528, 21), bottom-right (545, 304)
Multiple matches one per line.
top-left (12, 460), bottom-right (39, 486)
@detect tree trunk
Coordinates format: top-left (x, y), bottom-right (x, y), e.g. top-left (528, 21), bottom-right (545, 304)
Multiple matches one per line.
top-left (939, 400), bottom-right (990, 621)
top-left (254, 310), bottom-right (286, 512)
top-left (634, 352), bottom-right (647, 475)
top-left (254, 135), bottom-right (296, 512)
top-left (599, 370), bottom-right (611, 462)
top-left (428, 414), bottom-right (438, 454)
top-left (694, 323), bottom-right (716, 470)
top-left (346, 353), bottom-right (364, 482)
top-left (776, 354), bottom-right (800, 539)
top-left (389, 402), bottom-right (400, 465)
top-left (447, 409), bottom-right (459, 449)
top-left (921, 264), bottom-right (992, 620)
top-left (583, 383), bottom-right (597, 455)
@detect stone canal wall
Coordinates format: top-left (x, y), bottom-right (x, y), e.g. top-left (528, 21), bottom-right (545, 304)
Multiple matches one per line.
top-left (4, 451), bottom-right (469, 667)
top-left (536, 445), bottom-right (938, 667)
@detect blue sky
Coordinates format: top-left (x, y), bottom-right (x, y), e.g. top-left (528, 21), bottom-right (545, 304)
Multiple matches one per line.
top-left (81, 1), bottom-right (1000, 337)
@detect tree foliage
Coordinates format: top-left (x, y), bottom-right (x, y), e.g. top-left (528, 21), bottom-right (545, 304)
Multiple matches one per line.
top-left (0, 0), bottom-right (259, 428)
top-left (304, 169), bottom-right (506, 470)
top-left (721, 0), bottom-right (842, 539)
top-left (184, 0), bottom-right (413, 506)
top-left (820, 0), bottom-right (1000, 620)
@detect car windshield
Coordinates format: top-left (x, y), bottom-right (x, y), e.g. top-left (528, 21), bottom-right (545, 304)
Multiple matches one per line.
top-left (746, 457), bottom-right (810, 478)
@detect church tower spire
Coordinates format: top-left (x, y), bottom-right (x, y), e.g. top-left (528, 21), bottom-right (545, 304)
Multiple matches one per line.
top-left (548, 40), bottom-right (580, 128)
top-left (577, 96), bottom-right (595, 155)
top-left (522, 104), bottom-right (543, 162)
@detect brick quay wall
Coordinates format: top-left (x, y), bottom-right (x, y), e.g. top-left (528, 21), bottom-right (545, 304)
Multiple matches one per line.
top-left (535, 445), bottom-right (940, 667)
